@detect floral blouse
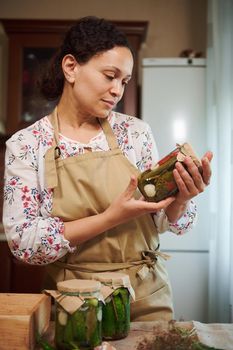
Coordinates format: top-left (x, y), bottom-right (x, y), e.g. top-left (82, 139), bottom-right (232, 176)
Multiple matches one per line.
top-left (3, 111), bottom-right (197, 265)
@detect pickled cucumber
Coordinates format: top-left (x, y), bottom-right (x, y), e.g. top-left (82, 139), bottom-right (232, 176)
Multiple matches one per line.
top-left (55, 299), bottom-right (102, 350)
top-left (102, 287), bottom-right (130, 340)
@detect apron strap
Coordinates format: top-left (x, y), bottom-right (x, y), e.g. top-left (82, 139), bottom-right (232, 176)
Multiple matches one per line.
top-left (52, 247), bottom-right (170, 281)
top-left (98, 117), bottom-right (120, 150)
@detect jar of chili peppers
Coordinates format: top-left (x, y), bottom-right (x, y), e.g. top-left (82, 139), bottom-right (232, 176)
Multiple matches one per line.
top-left (54, 279), bottom-right (103, 350)
top-left (92, 272), bottom-right (135, 340)
top-left (138, 142), bottom-right (202, 202)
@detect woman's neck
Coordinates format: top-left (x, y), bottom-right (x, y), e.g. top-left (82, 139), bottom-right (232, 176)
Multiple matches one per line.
top-left (56, 99), bottom-right (102, 143)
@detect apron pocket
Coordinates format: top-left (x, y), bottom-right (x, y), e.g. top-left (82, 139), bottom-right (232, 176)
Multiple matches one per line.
top-left (130, 283), bottom-right (174, 322)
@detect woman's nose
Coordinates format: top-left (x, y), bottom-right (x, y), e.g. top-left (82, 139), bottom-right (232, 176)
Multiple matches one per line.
top-left (110, 80), bottom-right (123, 97)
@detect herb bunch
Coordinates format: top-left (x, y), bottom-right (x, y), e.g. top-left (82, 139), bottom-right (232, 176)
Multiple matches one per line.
top-left (136, 321), bottom-right (223, 350)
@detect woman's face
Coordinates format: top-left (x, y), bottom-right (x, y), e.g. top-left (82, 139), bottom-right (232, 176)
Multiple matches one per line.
top-left (71, 46), bottom-right (134, 118)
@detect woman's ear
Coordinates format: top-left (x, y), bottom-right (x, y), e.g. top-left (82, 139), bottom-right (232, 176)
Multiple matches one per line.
top-left (62, 54), bottom-right (78, 83)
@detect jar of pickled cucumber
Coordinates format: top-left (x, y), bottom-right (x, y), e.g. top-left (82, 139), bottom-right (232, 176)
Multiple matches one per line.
top-left (54, 279), bottom-right (103, 350)
top-left (92, 272), bottom-right (135, 340)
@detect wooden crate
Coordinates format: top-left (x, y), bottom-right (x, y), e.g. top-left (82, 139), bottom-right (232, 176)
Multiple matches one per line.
top-left (0, 293), bottom-right (51, 350)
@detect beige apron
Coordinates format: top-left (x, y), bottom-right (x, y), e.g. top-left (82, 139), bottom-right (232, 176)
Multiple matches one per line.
top-left (44, 109), bottom-right (174, 321)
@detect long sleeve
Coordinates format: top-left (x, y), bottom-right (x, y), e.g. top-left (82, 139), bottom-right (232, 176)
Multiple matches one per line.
top-left (3, 126), bottom-right (74, 265)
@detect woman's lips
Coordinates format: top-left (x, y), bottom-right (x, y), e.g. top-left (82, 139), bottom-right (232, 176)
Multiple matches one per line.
top-left (102, 99), bottom-right (116, 108)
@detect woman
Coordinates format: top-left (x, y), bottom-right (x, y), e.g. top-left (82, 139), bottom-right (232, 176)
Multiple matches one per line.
top-left (3, 16), bottom-right (212, 321)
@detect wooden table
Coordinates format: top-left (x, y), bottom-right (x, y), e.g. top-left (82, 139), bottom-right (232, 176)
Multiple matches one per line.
top-left (40, 321), bottom-right (187, 349)
top-left (41, 321), bottom-right (233, 350)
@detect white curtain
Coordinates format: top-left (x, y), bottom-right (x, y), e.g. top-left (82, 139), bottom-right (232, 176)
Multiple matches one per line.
top-left (207, 0), bottom-right (233, 323)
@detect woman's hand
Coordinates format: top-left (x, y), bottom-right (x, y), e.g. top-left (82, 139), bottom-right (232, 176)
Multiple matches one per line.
top-left (173, 151), bottom-right (213, 205)
top-left (64, 175), bottom-right (175, 246)
top-left (165, 151), bottom-right (213, 223)
top-left (104, 175), bottom-right (175, 228)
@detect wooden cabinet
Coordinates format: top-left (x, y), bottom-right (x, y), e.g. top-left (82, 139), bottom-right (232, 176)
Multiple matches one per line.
top-left (0, 241), bottom-right (46, 293)
top-left (1, 19), bottom-right (148, 135)
top-left (0, 241), bottom-right (11, 292)
top-left (0, 137), bottom-right (7, 225)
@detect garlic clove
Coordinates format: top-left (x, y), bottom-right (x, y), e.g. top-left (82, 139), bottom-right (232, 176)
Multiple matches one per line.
top-left (144, 184), bottom-right (156, 197)
top-left (58, 310), bottom-right (68, 326)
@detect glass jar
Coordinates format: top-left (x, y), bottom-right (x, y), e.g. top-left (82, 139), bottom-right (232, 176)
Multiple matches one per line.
top-left (92, 272), bottom-right (134, 340)
top-left (54, 279), bottom-right (102, 350)
top-left (138, 142), bottom-right (202, 202)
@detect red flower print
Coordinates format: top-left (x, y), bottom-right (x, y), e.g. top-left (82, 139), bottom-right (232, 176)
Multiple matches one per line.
top-left (55, 244), bottom-right (61, 251)
top-left (12, 241), bottom-right (19, 249)
top-left (23, 202), bottom-right (29, 208)
top-left (47, 237), bottom-right (53, 244)
top-left (10, 179), bottom-right (17, 186)
top-left (22, 186), bottom-right (30, 193)
top-left (24, 251), bottom-right (29, 259)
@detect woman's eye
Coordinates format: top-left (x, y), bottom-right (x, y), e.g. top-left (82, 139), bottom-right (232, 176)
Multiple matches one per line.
top-left (105, 75), bottom-right (115, 80)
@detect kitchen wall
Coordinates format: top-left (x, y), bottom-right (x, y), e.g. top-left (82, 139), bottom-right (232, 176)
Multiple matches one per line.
top-left (0, 0), bottom-right (207, 58)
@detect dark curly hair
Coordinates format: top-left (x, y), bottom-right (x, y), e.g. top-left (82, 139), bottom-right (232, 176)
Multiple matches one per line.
top-left (39, 16), bottom-right (133, 100)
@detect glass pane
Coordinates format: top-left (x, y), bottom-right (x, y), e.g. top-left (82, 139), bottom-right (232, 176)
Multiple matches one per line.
top-left (22, 47), bottom-right (57, 123)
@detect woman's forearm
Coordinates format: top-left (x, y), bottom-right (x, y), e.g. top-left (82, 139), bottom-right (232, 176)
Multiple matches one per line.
top-left (165, 200), bottom-right (189, 223)
top-left (63, 211), bottom-right (115, 246)
top-left (64, 176), bottom-right (176, 247)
